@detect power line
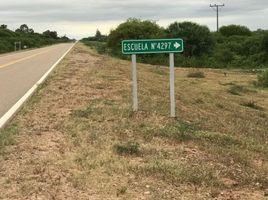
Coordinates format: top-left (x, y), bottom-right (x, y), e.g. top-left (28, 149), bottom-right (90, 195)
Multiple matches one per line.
top-left (210, 3), bottom-right (225, 32)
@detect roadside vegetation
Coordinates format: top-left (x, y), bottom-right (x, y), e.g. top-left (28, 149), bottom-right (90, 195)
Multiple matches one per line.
top-left (256, 70), bottom-right (268, 87)
top-left (82, 18), bottom-right (268, 69)
top-left (0, 24), bottom-right (73, 54)
top-left (0, 43), bottom-right (267, 199)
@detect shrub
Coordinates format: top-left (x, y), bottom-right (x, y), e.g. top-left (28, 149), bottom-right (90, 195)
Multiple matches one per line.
top-left (219, 25), bottom-right (251, 37)
top-left (262, 33), bottom-right (268, 54)
top-left (166, 21), bottom-right (214, 57)
top-left (83, 41), bottom-right (108, 54)
top-left (240, 101), bottom-right (263, 110)
top-left (0, 25), bottom-right (71, 54)
top-left (228, 85), bottom-right (250, 95)
top-left (187, 71), bottom-right (205, 78)
top-left (214, 48), bottom-right (234, 66)
top-left (256, 70), bottom-right (268, 87)
top-left (113, 142), bottom-right (140, 156)
top-left (107, 18), bottom-right (164, 56)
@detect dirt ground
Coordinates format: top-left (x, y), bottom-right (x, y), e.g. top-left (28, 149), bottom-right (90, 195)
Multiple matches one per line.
top-left (0, 43), bottom-right (267, 200)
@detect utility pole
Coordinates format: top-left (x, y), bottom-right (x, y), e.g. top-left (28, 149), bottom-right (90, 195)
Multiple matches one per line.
top-left (210, 4), bottom-right (225, 32)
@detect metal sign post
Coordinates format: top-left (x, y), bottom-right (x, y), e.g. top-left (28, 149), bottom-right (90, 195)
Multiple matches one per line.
top-left (169, 53), bottom-right (175, 117)
top-left (132, 54), bottom-right (138, 111)
top-left (14, 42), bottom-right (21, 51)
top-left (122, 38), bottom-right (184, 117)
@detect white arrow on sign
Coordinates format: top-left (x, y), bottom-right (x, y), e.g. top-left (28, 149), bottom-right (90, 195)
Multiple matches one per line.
top-left (174, 42), bottom-right (181, 49)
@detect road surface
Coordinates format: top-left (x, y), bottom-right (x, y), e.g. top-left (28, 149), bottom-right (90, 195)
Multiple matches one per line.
top-left (0, 43), bottom-right (74, 121)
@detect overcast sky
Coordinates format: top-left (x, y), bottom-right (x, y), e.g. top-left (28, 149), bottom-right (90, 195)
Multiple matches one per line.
top-left (0, 0), bottom-right (268, 39)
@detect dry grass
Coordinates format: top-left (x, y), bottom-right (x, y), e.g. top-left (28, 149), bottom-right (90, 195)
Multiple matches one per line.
top-left (0, 43), bottom-right (267, 199)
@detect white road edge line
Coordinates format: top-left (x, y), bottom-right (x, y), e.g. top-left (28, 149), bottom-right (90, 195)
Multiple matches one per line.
top-left (0, 42), bottom-right (77, 129)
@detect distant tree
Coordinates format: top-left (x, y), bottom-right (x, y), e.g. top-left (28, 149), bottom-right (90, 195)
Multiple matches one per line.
top-left (95, 29), bottom-right (102, 40)
top-left (15, 24), bottom-right (34, 33)
top-left (16, 24), bottom-right (28, 33)
top-left (108, 18), bottom-right (164, 54)
top-left (219, 25), bottom-right (251, 37)
top-left (28, 28), bottom-right (34, 34)
top-left (166, 21), bottom-right (214, 57)
top-left (215, 48), bottom-right (234, 65)
top-left (262, 33), bottom-right (268, 54)
top-left (0, 24), bottom-right (7, 29)
top-left (61, 35), bottom-right (69, 40)
top-left (43, 30), bottom-right (58, 39)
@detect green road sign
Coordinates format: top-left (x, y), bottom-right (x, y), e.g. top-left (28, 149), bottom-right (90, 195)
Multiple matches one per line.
top-left (122, 38), bottom-right (184, 55)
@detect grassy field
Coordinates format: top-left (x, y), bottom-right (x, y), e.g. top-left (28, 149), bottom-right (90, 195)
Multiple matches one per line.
top-left (0, 43), bottom-right (267, 199)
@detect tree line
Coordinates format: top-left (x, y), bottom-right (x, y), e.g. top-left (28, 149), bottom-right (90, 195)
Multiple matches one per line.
top-left (0, 24), bottom-right (73, 54)
top-left (82, 18), bottom-right (268, 69)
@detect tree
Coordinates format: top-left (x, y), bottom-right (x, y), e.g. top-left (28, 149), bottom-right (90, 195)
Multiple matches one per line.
top-left (219, 25), bottom-right (251, 37)
top-left (15, 24), bottom-right (34, 33)
top-left (0, 24), bottom-right (7, 29)
top-left (43, 30), bottom-right (58, 39)
top-left (95, 29), bottom-right (102, 40)
top-left (166, 21), bottom-right (214, 57)
top-left (262, 33), bottom-right (268, 54)
top-left (107, 18), bottom-right (165, 55)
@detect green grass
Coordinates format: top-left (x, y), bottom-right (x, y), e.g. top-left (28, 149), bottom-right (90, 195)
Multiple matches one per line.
top-left (130, 159), bottom-right (219, 186)
top-left (0, 124), bottom-right (18, 155)
top-left (113, 142), bottom-right (140, 156)
top-left (72, 106), bottom-right (102, 119)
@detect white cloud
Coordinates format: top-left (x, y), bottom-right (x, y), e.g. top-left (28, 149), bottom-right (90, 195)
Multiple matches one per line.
top-left (0, 0), bottom-right (267, 38)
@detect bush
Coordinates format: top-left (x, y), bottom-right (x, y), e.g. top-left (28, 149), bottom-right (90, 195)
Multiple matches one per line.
top-left (81, 19), bottom-right (268, 69)
top-left (242, 36), bottom-right (262, 56)
top-left (166, 21), bottom-right (214, 57)
top-left (240, 101), bottom-right (263, 110)
top-left (107, 18), bottom-right (165, 56)
top-left (113, 142), bottom-right (140, 156)
top-left (256, 70), bottom-right (268, 87)
top-left (214, 48), bottom-right (234, 66)
top-left (262, 33), bottom-right (268, 54)
top-left (83, 41), bottom-right (108, 54)
top-left (187, 71), bottom-right (205, 78)
top-left (228, 85), bottom-right (251, 95)
top-left (0, 25), bottom-right (71, 54)
top-left (219, 25), bottom-right (251, 37)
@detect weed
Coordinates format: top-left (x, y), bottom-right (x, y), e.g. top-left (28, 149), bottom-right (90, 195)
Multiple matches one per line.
top-left (210, 189), bottom-right (220, 198)
top-left (196, 131), bottom-right (241, 146)
top-left (0, 124), bottom-right (18, 155)
top-left (72, 106), bottom-right (101, 118)
top-left (240, 101), bottom-right (264, 110)
top-left (114, 142), bottom-right (140, 156)
top-left (156, 121), bottom-right (241, 147)
top-left (228, 85), bottom-right (249, 95)
top-left (116, 186), bottom-right (127, 196)
top-left (157, 121), bottom-right (197, 141)
top-left (256, 70), bottom-right (268, 88)
top-left (130, 160), bottom-right (218, 186)
top-left (187, 71), bottom-right (205, 78)
top-left (216, 103), bottom-right (224, 109)
top-left (194, 98), bottom-right (204, 104)
top-left (152, 66), bottom-right (168, 75)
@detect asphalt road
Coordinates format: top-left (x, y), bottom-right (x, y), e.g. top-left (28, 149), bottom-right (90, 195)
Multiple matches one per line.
top-left (0, 43), bottom-right (74, 119)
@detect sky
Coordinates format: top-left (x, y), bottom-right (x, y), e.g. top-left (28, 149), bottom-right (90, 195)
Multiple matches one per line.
top-left (0, 0), bottom-right (268, 39)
